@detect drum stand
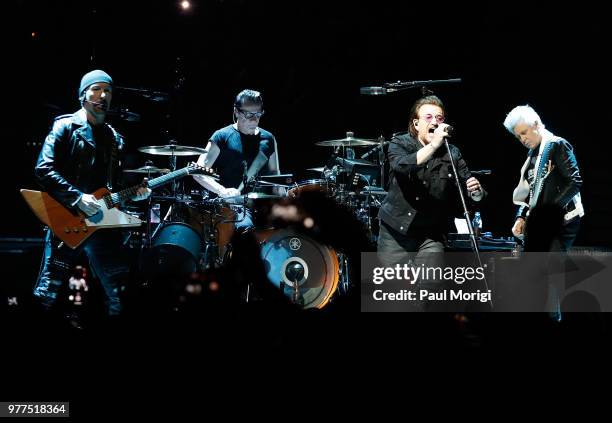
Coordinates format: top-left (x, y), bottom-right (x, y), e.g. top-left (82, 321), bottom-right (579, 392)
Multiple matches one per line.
top-left (337, 252), bottom-right (351, 295)
top-left (282, 263), bottom-right (305, 306)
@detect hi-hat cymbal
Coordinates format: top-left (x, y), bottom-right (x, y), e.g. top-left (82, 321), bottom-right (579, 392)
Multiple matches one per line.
top-left (138, 145), bottom-right (208, 156)
top-left (315, 137), bottom-right (378, 147)
top-left (123, 165), bottom-right (170, 174)
top-left (307, 167), bottom-right (326, 172)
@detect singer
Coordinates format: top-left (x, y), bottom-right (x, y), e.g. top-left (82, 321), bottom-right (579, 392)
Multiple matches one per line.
top-left (193, 89), bottom-right (280, 232)
top-left (33, 69), bottom-right (151, 319)
top-left (376, 95), bottom-right (484, 311)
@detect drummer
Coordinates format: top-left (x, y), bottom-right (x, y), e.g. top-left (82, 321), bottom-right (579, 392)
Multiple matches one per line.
top-left (193, 89), bottom-right (280, 232)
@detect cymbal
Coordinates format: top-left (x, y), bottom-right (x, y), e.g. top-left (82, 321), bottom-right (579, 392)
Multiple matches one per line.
top-left (307, 167), bottom-right (325, 172)
top-left (138, 145), bottom-right (208, 156)
top-left (123, 165), bottom-right (170, 174)
top-left (315, 137), bottom-right (378, 147)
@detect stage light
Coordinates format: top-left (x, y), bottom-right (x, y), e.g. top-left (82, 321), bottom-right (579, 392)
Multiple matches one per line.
top-left (180, 1), bottom-right (191, 10)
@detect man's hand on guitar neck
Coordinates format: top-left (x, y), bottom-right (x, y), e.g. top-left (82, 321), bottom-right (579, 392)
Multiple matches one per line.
top-left (131, 186), bottom-right (152, 202)
top-left (131, 178), bottom-right (152, 202)
top-left (77, 194), bottom-right (102, 216)
top-left (77, 185), bottom-right (151, 216)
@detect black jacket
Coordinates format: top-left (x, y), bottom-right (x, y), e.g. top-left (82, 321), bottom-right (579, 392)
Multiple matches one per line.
top-left (34, 109), bottom-right (124, 211)
top-left (378, 133), bottom-right (482, 235)
top-left (513, 137), bottom-right (583, 222)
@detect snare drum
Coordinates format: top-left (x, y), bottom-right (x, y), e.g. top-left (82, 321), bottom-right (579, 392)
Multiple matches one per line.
top-left (255, 229), bottom-right (339, 309)
top-left (287, 179), bottom-right (335, 198)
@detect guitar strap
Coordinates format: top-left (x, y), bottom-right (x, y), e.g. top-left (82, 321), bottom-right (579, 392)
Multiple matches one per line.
top-left (107, 125), bottom-right (121, 191)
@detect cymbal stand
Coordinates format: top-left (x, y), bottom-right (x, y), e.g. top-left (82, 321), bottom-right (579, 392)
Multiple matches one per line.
top-left (377, 135), bottom-right (386, 189)
top-left (168, 140), bottom-right (178, 197)
top-left (337, 252), bottom-right (351, 295)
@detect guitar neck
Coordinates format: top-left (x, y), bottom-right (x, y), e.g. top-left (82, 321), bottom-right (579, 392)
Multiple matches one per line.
top-left (105, 167), bottom-right (193, 207)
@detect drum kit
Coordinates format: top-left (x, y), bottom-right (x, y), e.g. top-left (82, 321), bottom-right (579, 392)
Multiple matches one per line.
top-left (122, 125), bottom-right (386, 309)
top-left (99, 82), bottom-right (391, 309)
top-left (309, 131), bottom-right (387, 244)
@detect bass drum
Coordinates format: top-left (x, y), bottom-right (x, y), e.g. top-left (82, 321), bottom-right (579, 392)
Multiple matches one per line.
top-left (143, 222), bottom-right (202, 276)
top-left (255, 229), bottom-right (339, 309)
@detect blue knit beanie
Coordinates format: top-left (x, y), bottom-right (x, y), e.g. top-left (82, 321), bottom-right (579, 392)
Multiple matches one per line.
top-left (78, 70), bottom-right (113, 98)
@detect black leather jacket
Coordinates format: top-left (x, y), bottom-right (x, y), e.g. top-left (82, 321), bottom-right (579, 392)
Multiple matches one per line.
top-left (34, 109), bottom-right (124, 211)
top-left (514, 137), bottom-right (583, 222)
top-left (378, 133), bottom-right (483, 235)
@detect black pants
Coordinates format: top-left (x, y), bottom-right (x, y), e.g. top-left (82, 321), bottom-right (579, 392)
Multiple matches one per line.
top-left (376, 221), bottom-right (446, 311)
top-left (552, 217), bottom-right (581, 252)
top-left (34, 229), bottom-right (132, 315)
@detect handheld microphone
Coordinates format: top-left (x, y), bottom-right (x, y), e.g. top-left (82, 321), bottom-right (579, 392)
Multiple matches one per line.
top-left (444, 125), bottom-right (454, 135)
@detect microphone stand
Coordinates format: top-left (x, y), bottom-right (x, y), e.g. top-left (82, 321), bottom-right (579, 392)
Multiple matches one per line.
top-left (360, 78), bottom-right (461, 95)
top-left (444, 137), bottom-right (493, 308)
top-left (390, 78), bottom-right (461, 91)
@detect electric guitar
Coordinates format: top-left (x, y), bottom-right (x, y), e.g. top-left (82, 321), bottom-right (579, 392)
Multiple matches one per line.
top-left (20, 162), bottom-right (217, 249)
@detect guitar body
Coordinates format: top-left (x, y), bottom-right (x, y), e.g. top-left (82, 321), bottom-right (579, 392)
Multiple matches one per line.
top-left (21, 162), bottom-right (217, 249)
top-left (20, 188), bottom-right (142, 249)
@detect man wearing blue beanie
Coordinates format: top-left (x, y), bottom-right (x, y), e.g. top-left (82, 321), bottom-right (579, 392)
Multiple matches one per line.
top-left (33, 69), bottom-right (150, 322)
top-left (78, 69), bottom-right (114, 126)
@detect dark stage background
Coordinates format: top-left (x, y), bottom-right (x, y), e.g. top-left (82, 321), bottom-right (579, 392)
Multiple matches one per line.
top-left (3, 1), bottom-right (612, 407)
top-left (7, 0), bottom-right (611, 247)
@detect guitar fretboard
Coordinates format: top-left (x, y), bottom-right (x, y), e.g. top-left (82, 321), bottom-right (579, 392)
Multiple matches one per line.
top-left (104, 166), bottom-right (196, 207)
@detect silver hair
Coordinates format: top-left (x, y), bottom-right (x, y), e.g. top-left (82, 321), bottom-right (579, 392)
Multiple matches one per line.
top-left (503, 105), bottom-right (543, 134)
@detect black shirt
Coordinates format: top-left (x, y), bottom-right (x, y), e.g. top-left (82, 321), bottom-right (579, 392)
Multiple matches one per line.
top-left (524, 153), bottom-right (538, 188)
top-left (209, 124), bottom-right (276, 188)
top-left (90, 124), bottom-right (114, 190)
